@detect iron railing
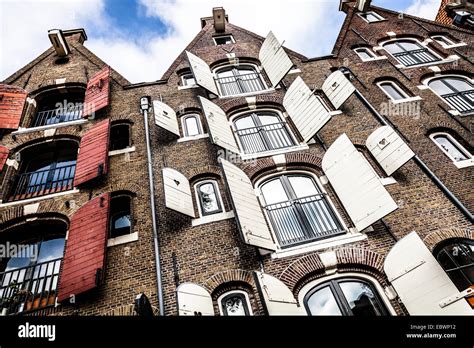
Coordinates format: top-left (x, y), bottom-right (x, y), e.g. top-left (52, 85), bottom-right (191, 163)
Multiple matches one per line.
top-left (235, 122), bottom-right (295, 154)
top-left (32, 104), bottom-right (83, 128)
top-left (0, 258), bottom-right (62, 315)
top-left (9, 164), bottom-right (76, 202)
top-left (443, 90), bottom-right (474, 114)
top-left (264, 194), bottom-right (344, 248)
top-left (215, 72), bottom-right (265, 96)
top-left (392, 48), bottom-right (440, 67)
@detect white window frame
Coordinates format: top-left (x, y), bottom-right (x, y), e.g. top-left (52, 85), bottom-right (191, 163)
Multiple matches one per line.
top-left (429, 132), bottom-right (473, 168)
top-left (212, 34), bottom-right (235, 46)
top-left (179, 72), bottom-right (197, 89)
top-left (430, 35), bottom-right (466, 49)
top-left (180, 113), bottom-right (203, 138)
top-left (193, 179), bottom-right (225, 218)
top-left (358, 11), bottom-right (385, 23)
top-left (217, 290), bottom-right (253, 316)
top-left (354, 47), bottom-right (376, 61)
top-left (376, 80), bottom-right (417, 104)
top-left (297, 272), bottom-right (397, 316)
top-left (213, 63), bottom-right (271, 98)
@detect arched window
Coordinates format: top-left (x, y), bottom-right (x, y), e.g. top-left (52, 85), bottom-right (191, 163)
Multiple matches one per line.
top-left (427, 76), bottom-right (474, 114)
top-left (181, 114), bottom-right (203, 137)
top-left (431, 34), bottom-right (457, 48)
top-left (215, 64), bottom-right (265, 96)
top-left (429, 132), bottom-right (472, 168)
top-left (218, 290), bottom-right (252, 316)
top-left (195, 179), bottom-right (223, 216)
top-left (434, 239), bottom-right (473, 291)
top-left (382, 39), bottom-right (440, 67)
top-left (110, 122), bottom-right (131, 151)
top-left (259, 173), bottom-right (344, 248)
top-left (377, 80), bottom-right (410, 101)
top-left (354, 47), bottom-right (376, 61)
top-left (109, 195), bottom-right (132, 238)
top-left (233, 110), bottom-right (296, 154)
top-left (32, 88), bottom-right (85, 127)
top-left (303, 277), bottom-right (389, 316)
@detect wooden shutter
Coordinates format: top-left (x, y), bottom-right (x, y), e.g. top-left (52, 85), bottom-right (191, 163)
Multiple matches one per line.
top-left (254, 271), bottom-right (306, 315)
top-left (74, 119), bottom-right (110, 186)
top-left (199, 96), bottom-right (239, 154)
top-left (153, 100), bottom-right (179, 136)
top-left (322, 71), bottom-right (355, 109)
top-left (83, 66), bottom-right (111, 118)
top-left (185, 51), bottom-right (219, 95)
top-left (0, 146), bottom-right (8, 172)
top-left (0, 84), bottom-right (27, 130)
top-left (220, 158), bottom-right (276, 251)
top-left (384, 231), bottom-right (473, 314)
top-left (322, 133), bottom-right (398, 231)
top-left (366, 126), bottom-right (415, 176)
top-left (176, 283), bottom-right (214, 316)
top-left (283, 76), bottom-right (332, 142)
top-left (259, 31), bottom-right (293, 87)
top-left (162, 167), bottom-right (195, 217)
top-left (57, 193), bottom-right (110, 302)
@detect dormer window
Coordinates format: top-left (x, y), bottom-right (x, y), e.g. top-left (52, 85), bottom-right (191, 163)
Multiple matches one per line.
top-left (358, 11), bottom-right (384, 23)
top-left (214, 64), bottom-right (265, 96)
top-left (213, 35), bottom-right (235, 45)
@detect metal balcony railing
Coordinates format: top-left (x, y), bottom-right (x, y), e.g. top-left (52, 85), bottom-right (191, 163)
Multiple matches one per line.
top-left (235, 122), bottom-right (295, 154)
top-left (0, 258), bottom-right (62, 315)
top-left (9, 164), bottom-right (76, 202)
top-left (264, 194), bottom-right (344, 248)
top-left (443, 90), bottom-right (474, 114)
top-left (32, 104), bottom-right (83, 128)
top-left (392, 48), bottom-right (440, 67)
top-left (216, 72), bottom-right (265, 96)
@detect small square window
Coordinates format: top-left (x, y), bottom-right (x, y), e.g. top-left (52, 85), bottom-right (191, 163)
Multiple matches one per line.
top-left (181, 73), bottom-right (196, 87)
top-left (359, 11), bottom-right (384, 23)
top-left (213, 35), bottom-right (235, 45)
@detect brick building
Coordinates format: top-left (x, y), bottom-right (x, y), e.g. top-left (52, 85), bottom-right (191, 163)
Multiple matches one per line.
top-left (0, 0), bottom-right (472, 317)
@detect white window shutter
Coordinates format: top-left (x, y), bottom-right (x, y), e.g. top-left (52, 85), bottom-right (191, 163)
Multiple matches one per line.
top-left (176, 283), bottom-right (215, 316)
top-left (185, 51), bottom-right (219, 95)
top-left (199, 96), bottom-right (240, 154)
top-left (283, 76), bottom-right (332, 142)
top-left (384, 232), bottom-right (473, 315)
top-left (322, 70), bottom-right (355, 109)
top-left (162, 167), bottom-right (195, 217)
top-left (153, 100), bottom-right (180, 136)
top-left (322, 133), bottom-right (398, 231)
top-left (366, 126), bottom-right (415, 176)
top-left (255, 271), bottom-right (306, 315)
top-left (259, 31), bottom-right (294, 87)
top-left (220, 158), bottom-right (277, 251)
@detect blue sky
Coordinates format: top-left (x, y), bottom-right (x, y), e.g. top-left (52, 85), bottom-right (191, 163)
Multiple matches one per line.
top-left (0, 0), bottom-right (441, 83)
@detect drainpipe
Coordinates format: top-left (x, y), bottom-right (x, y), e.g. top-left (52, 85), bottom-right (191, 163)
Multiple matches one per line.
top-left (338, 67), bottom-right (473, 223)
top-left (140, 96), bottom-right (165, 315)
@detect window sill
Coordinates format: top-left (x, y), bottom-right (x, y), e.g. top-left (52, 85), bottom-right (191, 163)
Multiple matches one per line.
top-left (389, 96), bottom-right (422, 105)
top-left (240, 144), bottom-right (309, 161)
top-left (109, 146), bottom-right (136, 157)
top-left (360, 56), bottom-right (388, 62)
top-left (107, 232), bottom-right (138, 247)
top-left (269, 231), bottom-right (367, 259)
top-left (12, 119), bottom-right (88, 135)
top-left (178, 85), bottom-right (199, 90)
top-left (219, 88), bottom-right (275, 99)
top-left (380, 177), bottom-right (397, 186)
top-left (0, 189), bottom-right (80, 207)
top-left (177, 134), bottom-right (209, 143)
top-left (439, 42), bottom-right (467, 49)
top-left (453, 158), bottom-right (474, 169)
top-left (447, 109), bottom-right (474, 117)
top-left (192, 210), bottom-right (234, 227)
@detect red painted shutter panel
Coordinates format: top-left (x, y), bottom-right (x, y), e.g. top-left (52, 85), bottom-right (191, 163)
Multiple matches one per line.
top-left (74, 119), bottom-right (110, 186)
top-left (0, 146), bottom-right (8, 172)
top-left (0, 84), bottom-right (27, 130)
top-left (57, 193), bottom-right (110, 302)
top-left (83, 66), bottom-right (111, 118)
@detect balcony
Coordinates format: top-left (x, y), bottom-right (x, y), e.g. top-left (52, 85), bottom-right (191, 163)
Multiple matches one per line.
top-left (392, 48), bottom-right (440, 67)
top-left (235, 122), bottom-right (295, 154)
top-left (215, 72), bottom-right (265, 96)
top-left (264, 194), bottom-right (344, 248)
top-left (443, 90), bottom-right (474, 114)
top-left (0, 258), bottom-right (62, 315)
top-left (32, 104), bottom-right (83, 128)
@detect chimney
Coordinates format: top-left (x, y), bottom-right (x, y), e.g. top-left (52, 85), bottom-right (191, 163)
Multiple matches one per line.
top-left (213, 7), bottom-right (226, 32)
top-left (48, 29), bottom-right (70, 57)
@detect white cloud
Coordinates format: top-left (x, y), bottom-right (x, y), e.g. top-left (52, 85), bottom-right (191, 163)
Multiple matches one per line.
top-left (403, 0), bottom-right (440, 20)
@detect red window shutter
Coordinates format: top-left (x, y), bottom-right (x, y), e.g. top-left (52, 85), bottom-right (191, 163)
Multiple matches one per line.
top-left (83, 66), bottom-right (111, 118)
top-left (0, 146), bottom-right (8, 172)
top-left (74, 119), bottom-right (110, 186)
top-left (0, 84), bottom-right (27, 130)
top-left (57, 193), bottom-right (110, 303)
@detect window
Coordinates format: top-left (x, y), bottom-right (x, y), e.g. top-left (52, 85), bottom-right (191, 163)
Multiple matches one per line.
top-left (382, 39), bottom-right (440, 67)
top-left (181, 114), bottom-right (203, 137)
top-left (32, 90), bottom-right (84, 128)
top-left (213, 35), bottom-right (235, 45)
top-left (304, 277), bottom-right (389, 316)
top-left (427, 76), bottom-right (474, 114)
top-left (354, 47), bottom-right (376, 61)
top-left (215, 65), bottom-right (265, 96)
top-left (195, 180), bottom-right (223, 216)
top-left (110, 123), bottom-right (131, 151)
top-left (218, 290), bottom-right (252, 316)
top-left (435, 239), bottom-right (473, 292)
top-left (358, 11), bottom-right (384, 23)
top-left (109, 195), bottom-right (132, 238)
top-left (259, 173), bottom-right (344, 248)
top-left (430, 132), bottom-right (472, 167)
top-left (180, 72), bottom-right (196, 87)
top-left (377, 80), bottom-right (410, 101)
top-left (431, 35), bottom-right (457, 47)
top-left (233, 111), bottom-right (296, 154)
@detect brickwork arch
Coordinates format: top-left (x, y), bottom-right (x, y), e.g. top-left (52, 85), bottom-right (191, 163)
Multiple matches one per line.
top-left (423, 228), bottom-right (473, 251)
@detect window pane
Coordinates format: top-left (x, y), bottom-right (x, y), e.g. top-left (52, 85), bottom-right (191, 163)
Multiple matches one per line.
top-left (307, 286), bottom-right (342, 315)
top-left (398, 41), bottom-right (422, 51)
top-left (444, 242), bottom-right (474, 284)
top-left (444, 78), bottom-right (472, 92)
top-left (37, 238), bottom-right (65, 263)
top-left (234, 115), bottom-right (256, 130)
top-left (356, 49), bottom-right (373, 60)
top-left (184, 116), bottom-right (200, 136)
top-left (182, 74), bottom-right (195, 86)
top-left (380, 82), bottom-right (406, 100)
top-left (198, 182), bottom-right (220, 214)
top-left (260, 178), bottom-right (289, 205)
top-left (429, 79), bottom-right (455, 95)
top-left (222, 294), bottom-right (248, 316)
top-left (433, 36), bottom-right (452, 46)
top-left (110, 124), bottom-right (130, 151)
top-left (217, 69), bottom-right (234, 78)
top-left (257, 114), bottom-right (280, 126)
top-left (383, 43), bottom-right (403, 54)
top-left (434, 135), bottom-right (469, 161)
top-left (288, 176), bottom-right (319, 198)
top-left (339, 281), bottom-right (386, 316)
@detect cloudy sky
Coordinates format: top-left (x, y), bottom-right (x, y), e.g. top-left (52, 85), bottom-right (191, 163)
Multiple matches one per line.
top-left (0, 0), bottom-right (441, 83)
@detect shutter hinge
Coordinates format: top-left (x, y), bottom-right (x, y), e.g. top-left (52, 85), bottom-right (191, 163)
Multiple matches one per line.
top-left (95, 268), bottom-right (104, 286)
top-left (98, 163), bottom-right (104, 175)
top-left (438, 287), bottom-right (474, 308)
top-left (388, 259), bottom-right (425, 282)
top-left (100, 196), bottom-right (105, 208)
